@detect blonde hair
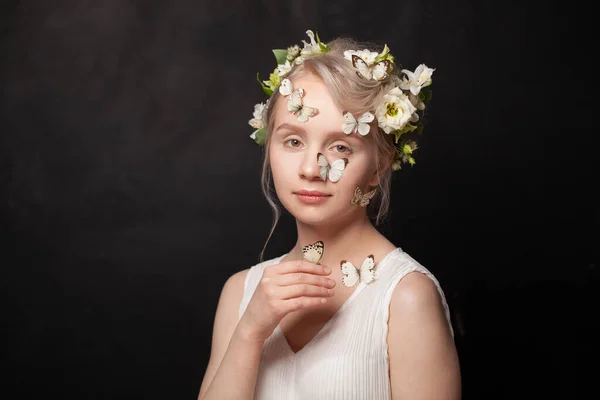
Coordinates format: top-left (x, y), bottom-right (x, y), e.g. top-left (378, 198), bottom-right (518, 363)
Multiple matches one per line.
top-left (258, 37), bottom-right (399, 261)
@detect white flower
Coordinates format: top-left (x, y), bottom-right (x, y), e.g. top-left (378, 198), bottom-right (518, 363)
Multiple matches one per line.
top-left (375, 87), bottom-right (417, 133)
top-left (400, 64), bottom-right (435, 95)
top-left (300, 30), bottom-right (321, 56)
top-left (249, 101), bottom-right (267, 138)
top-left (409, 93), bottom-right (425, 110)
top-left (343, 49), bottom-right (379, 65)
top-left (277, 60), bottom-right (292, 76)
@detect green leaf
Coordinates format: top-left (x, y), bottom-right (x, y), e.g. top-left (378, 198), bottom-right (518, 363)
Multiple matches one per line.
top-left (414, 123), bottom-right (424, 135)
top-left (256, 73), bottom-right (273, 96)
top-left (315, 31), bottom-right (332, 53)
top-left (393, 130), bottom-right (403, 143)
top-left (420, 89), bottom-right (432, 105)
top-left (254, 128), bottom-right (266, 146)
top-left (272, 49), bottom-right (288, 65)
top-left (374, 44), bottom-right (394, 63)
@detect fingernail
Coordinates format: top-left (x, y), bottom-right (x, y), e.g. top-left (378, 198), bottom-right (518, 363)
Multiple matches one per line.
top-left (324, 266), bottom-right (331, 274)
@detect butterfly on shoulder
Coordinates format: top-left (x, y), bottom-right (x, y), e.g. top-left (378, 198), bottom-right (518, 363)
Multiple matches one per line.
top-left (351, 186), bottom-right (377, 207)
top-left (340, 255), bottom-right (376, 287)
top-left (341, 111), bottom-right (375, 136)
top-left (317, 153), bottom-right (348, 183)
top-left (351, 55), bottom-right (393, 81)
top-left (302, 240), bottom-right (324, 264)
top-left (287, 88), bottom-right (319, 123)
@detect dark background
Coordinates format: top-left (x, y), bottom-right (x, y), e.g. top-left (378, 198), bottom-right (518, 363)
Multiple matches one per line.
top-left (1, 0), bottom-right (597, 399)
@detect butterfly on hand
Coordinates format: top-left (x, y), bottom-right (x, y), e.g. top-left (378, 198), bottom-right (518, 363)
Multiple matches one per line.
top-left (317, 153), bottom-right (348, 183)
top-left (340, 255), bottom-right (376, 287)
top-left (342, 111), bottom-right (374, 136)
top-left (302, 240), bottom-right (324, 264)
top-left (351, 186), bottom-right (376, 207)
top-left (352, 55), bottom-right (392, 81)
top-left (287, 88), bottom-right (319, 123)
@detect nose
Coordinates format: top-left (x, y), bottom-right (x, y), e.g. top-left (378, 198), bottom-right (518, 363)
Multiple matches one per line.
top-left (299, 148), bottom-right (323, 181)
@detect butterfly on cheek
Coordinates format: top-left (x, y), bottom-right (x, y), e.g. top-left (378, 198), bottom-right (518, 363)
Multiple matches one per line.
top-left (340, 255), bottom-right (376, 287)
top-left (302, 240), bottom-right (324, 264)
top-left (317, 153), bottom-right (348, 183)
top-left (351, 55), bottom-right (393, 81)
top-left (351, 186), bottom-right (377, 207)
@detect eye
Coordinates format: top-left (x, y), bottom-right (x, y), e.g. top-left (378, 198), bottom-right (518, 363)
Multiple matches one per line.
top-left (333, 144), bottom-right (351, 154)
top-left (285, 138), bottom-right (302, 148)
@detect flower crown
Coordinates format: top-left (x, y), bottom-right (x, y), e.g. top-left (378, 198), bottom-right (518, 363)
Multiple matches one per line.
top-left (248, 30), bottom-right (435, 170)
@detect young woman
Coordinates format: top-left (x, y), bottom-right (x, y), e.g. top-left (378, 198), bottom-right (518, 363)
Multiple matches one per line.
top-left (198, 30), bottom-right (461, 400)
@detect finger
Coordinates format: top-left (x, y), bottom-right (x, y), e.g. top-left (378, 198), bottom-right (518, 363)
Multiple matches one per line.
top-left (274, 272), bottom-right (336, 288)
top-left (279, 297), bottom-right (329, 314)
top-left (268, 260), bottom-right (331, 276)
top-left (277, 284), bottom-right (334, 300)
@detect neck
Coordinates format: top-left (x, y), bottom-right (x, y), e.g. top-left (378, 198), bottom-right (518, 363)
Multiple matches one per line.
top-left (291, 212), bottom-right (382, 270)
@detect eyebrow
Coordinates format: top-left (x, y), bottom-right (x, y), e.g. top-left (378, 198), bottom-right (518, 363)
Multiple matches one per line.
top-left (275, 123), bottom-right (362, 143)
top-left (274, 123), bottom-right (306, 133)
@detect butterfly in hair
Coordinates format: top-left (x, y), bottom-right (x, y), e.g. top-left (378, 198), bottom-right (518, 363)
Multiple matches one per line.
top-left (340, 255), bottom-right (376, 287)
top-left (302, 241), bottom-right (324, 264)
top-left (352, 55), bottom-right (392, 81)
top-left (317, 153), bottom-right (348, 183)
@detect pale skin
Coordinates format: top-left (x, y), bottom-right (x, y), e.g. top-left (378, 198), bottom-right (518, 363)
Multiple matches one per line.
top-left (198, 72), bottom-right (461, 400)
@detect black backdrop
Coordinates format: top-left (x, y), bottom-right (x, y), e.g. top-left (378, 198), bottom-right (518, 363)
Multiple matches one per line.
top-left (1, 1), bottom-right (597, 399)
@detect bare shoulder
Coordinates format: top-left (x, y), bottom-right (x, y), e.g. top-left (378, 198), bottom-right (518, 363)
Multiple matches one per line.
top-left (197, 268), bottom-right (250, 399)
top-left (214, 269), bottom-right (252, 320)
top-left (221, 269), bottom-right (249, 298)
top-left (387, 271), bottom-right (461, 399)
top-left (390, 271), bottom-right (446, 316)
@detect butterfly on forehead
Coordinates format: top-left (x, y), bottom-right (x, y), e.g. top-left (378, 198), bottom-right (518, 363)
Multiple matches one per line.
top-left (340, 255), bottom-right (376, 287)
top-left (342, 111), bottom-right (374, 136)
top-left (279, 78), bottom-right (319, 123)
top-left (351, 55), bottom-right (393, 81)
top-left (302, 240), bottom-right (324, 264)
top-left (317, 153), bottom-right (348, 183)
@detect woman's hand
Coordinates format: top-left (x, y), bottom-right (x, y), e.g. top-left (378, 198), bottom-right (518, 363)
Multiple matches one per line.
top-left (237, 260), bottom-right (336, 344)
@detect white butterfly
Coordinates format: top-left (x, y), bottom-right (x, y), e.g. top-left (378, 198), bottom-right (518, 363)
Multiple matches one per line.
top-left (302, 241), bottom-right (324, 264)
top-left (279, 78), bottom-right (293, 96)
top-left (340, 255), bottom-right (376, 287)
top-left (351, 55), bottom-right (392, 81)
top-left (317, 153), bottom-right (347, 183)
top-left (351, 186), bottom-right (377, 207)
top-left (287, 88), bottom-right (319, 123)
top-left (342, 111), bottom-right (375, 136)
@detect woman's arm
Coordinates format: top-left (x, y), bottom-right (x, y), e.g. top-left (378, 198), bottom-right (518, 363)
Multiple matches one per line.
top-left (197, 270), bottom-right (263, 400)
top-left (198, 261), bottom-right (335, 400)
top-left (388, 272), bottom-right (462, 400)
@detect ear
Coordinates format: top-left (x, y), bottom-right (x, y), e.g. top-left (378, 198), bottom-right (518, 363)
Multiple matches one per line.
top-left (368, 167), bottom-right (381, 187)
top-left (368, 151), bottom-right (394, 187)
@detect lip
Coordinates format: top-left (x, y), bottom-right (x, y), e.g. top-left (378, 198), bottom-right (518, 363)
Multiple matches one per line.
top-left (294, 190), bottom-right (332, 204)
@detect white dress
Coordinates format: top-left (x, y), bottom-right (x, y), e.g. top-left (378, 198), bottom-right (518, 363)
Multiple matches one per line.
top-left (238, 247), bottom-right (454, 400)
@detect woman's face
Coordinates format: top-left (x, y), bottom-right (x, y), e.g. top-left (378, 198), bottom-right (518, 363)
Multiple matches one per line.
top-left (268, 73), bottom-right (380, 227)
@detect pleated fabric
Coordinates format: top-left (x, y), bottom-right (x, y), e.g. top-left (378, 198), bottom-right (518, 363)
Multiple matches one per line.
top-left (238, 248), bottom-right (453, 400)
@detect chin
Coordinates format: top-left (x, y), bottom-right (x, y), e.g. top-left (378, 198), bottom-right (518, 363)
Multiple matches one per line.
top-left (283, 198), bottom-right (357, 228)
